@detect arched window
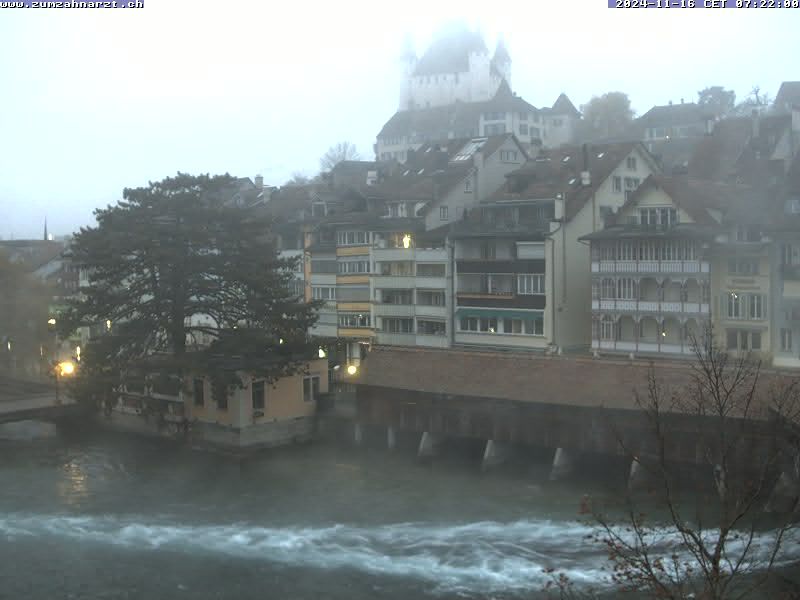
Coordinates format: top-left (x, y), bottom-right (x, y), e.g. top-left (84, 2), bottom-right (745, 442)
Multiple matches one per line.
top-left (601, 278), bottom-right (616, 299)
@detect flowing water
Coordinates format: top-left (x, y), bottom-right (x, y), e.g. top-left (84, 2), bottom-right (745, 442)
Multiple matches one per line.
top-left (0, 426), bottom-right (795, 599)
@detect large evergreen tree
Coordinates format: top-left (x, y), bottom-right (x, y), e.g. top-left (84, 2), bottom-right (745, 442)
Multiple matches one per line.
top-left (62, 173), bottom-right (320, 401)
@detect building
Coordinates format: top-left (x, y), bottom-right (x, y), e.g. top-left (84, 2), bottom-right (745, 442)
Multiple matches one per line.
top-left (769, 155), bottom-right (800, 368)
top-left (451, 141), bottom-right (660, 352)
top-left (110, 357), bottom-right (329, 449)
top-left (774, 81), bottom-right (800, 115)
top-left (398, 26), bottom-right (510, 111)
top-left (582, 176), bottom-right (776, 358)
top-left (377, 28), bottom-right (580, 162)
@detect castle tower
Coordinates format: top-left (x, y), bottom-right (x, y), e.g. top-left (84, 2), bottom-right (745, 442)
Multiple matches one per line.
top-left (398, 34), bottom-right (417, 111)
top-left (492, 37), bottom-right (511, 87)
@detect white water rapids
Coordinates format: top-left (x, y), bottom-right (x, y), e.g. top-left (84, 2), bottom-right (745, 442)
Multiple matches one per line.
top-left (1, 513), bottom-right (797, 596)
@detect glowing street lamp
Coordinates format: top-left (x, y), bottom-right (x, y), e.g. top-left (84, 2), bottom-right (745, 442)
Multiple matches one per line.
top-left (318, 347), bottom-right (327, 359)
top-left (47, 318), bottom-right (57, 326)
top-left (346, 364), bottom-right (358, 376)
top-left (57, 361), bottom-right (76, 376)
top-left (106, 319), bottom-right (112, 330)
top-left (75, 345), bottom-right (81, 362)
top-left (402, 234), bottom-right (412, 249)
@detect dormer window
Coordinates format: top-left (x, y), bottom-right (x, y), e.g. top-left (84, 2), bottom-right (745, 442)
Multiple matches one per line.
top-left (735, 226), bottom-right (761, 243)
top-left (627, 156), bottom-right (637, 170)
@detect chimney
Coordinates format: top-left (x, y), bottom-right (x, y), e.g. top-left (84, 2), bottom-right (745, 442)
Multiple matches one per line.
top-left (580, 143), bottom-right (591, 186)
top-left (751, 109), bottom-right (760, 140)
top-left (792, 104), bottom-right (800, 134)
top-left (254, 174), bottom-right (264, 190)
top-left (680, 98), bottom-right (684, 104)
top-left (668, 100), bottom-right (673, 106)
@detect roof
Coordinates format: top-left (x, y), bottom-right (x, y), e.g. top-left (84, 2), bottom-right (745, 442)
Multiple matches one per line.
top-left (378, 84), bottom-right (538, 140)
top-left (637, 103), bottom-right (711, 128)
top-left (489, 141), bottom-right (656, 221)
top-left (774, 81), bottom-right (800, 113)
top-left (369, 134), bottom-right (525, 207)
top-left (413, 27), bottom-right (488, 76)
top-left (688, 117), bottom-right (753, 182)
top-left (0, 240), bottom-right (67, 272)
top-left (550, 93), bottom-right (581, 118)
top-left (612, 175), bottom-right (762, 227)
top-left (493, 38), bottom-right (511, 63)
top-left (580, 223), bottom-right (718, 242)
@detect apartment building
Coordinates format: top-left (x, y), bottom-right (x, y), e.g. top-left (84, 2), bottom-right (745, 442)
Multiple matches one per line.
top-left (582, 175), bottom-right (779, 359)
top-left (447, 141), bottom-right (660, 352)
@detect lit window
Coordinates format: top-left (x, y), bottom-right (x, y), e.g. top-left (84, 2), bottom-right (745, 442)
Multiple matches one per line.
top-left (440, 206), bottom-right (449, 221)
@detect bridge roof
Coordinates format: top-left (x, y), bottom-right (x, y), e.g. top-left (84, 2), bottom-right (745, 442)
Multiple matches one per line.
top-left (356, 346), bottom-right (787, 416)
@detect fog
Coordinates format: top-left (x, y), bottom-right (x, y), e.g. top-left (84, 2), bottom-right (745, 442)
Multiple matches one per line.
top-left (0, 0), bottom-right (797, 238)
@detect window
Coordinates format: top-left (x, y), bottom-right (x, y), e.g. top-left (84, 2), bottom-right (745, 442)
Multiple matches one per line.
top-left (480, 241), bottom-right (496, 260)
top-left (303, 375), bottom-right (320, 402)
top-left (381, 318), bottom-right (413, 333)
top-left (727, 258), bottom-right (759, 275)
top-left (781, 329), bottom-right (793, 352)
top-left (617, 278), bottom-right (636, 299)
top-left (382, 289), bottom-right (413, 304)
top-left (519, 123), bottom-right (529, 135)
top-left (640, 207), bottom-right (677, 227)
top-left (726, 329), bottom-right (762, 352)
top-left (601, 318), bottom-right (615, 340)
top-left (735, 226), bottom-right (761, 243)
top-left (312, 286), bottom-right (336, 301)
top-left (626, 156), bottom-right (637, 170)
top-left (386, 203), bottom-right (407, 218)
top-left (613, 176), bottom-right (622, 193)
top-left (418, 320), bottom-right (446, 336)
top-left (479, 317), bottom-right (498, 333)
top-left (417, 290), bottom-right (445, 305)
top-left (216, 390), bottom-right (228, 411)
top-left (338, 260), bottom-right (370, 274)
top-left (251, 380), bottom-right (265, 410)
top-left (727, 292), bottom-right (742, 319)
top-left (747, 294), bottom-right (764, 320)
top-left (781, 243), bottom-right (796, 266)
top-left (336, 231), bottom-right (368, 246)
top-left (601, 278), bottom-right (616, 299)
top-left (464, 178), bottom-right (472, 192)
top-left (624, 177), bottom-right (640, 191)
top-left (193, 378), bottom-right (204, 407)
top-left (517, 274), bottom-right (545, 294)
top-left (338, 313), bottom-right (371, 328)
top-left (417, 263), bottom-right (445, 277)
top-left (500, 150), bottom-right (518, 161)
top-left (460, 316), bottom-right (478, 331)
top-left (440, 205), bottom-right (449, 220)
top-left (380, 261), bottom-right (414, 276)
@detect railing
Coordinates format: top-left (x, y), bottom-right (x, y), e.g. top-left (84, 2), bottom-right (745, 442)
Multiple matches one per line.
top-left (591, 260), bottom-right (710, 274)
top-left (592, 339), bottom-right (692, 355)
top-left (592, 299), bottom-right (709, 314)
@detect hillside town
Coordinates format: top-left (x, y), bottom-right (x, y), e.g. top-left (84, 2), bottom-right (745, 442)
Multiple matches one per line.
top-left (2, 15), bottom-right (800, 600)
top-left (3, 27), bottom-right (800, 445)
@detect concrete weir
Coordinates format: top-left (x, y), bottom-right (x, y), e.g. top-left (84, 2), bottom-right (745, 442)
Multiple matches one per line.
top-left (417, 431), bottom-right (442, 460)
top-left (481, 440), bottom-right (512, 471)
top-left (549, 447), bottom-right (574, 481)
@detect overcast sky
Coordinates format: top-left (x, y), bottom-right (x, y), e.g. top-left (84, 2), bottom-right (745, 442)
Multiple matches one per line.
top-left (0, 0), bottom-right (797, 239)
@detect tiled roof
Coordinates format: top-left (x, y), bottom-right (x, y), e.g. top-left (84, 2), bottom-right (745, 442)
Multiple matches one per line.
top-left (378, 84), bottom-right (538, 140)
top-left (637, 102), bottom-right (712, 128)
top-left (688, 117), bottom-right (752, 182)
top-left (613, 175), bottom-right (761, 226)
top-left (550, 93), bottom-right (581, 118)
top-left (489, 141), bottom-right (651, 221)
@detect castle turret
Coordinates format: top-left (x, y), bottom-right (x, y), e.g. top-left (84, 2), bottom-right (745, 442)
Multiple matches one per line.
top-left (398, 34), bottom-right (417, 111)
top-left (492, 37), bottom-right (511, 86)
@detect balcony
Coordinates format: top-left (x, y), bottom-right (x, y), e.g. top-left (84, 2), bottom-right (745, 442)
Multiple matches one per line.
top-left (374, 303), bottom-right (415, 317)
top-left (591, 260), bottom-right (709, 275)
top-left (458, 293), bottom-right (545, 310)
top-left (592, 339), bottom-right (693, 356)
top-left (415, 304), bottom-right (448, 319)
top-left (591, 299), bottom-right (709, 315)
top-left (457, 259), bottom-right (544, 274)
top-left (782, 264), bottom-right (800, 281)
top-left (370, 275), bottom-right (417, 288)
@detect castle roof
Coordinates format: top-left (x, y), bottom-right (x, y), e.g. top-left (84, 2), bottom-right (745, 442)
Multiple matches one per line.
top-left (413, 27), bottom-right (488, 76)
top-left (549, 93), bottom-right (581, 117)
top-left (378, 84), bottom-right (537, 141)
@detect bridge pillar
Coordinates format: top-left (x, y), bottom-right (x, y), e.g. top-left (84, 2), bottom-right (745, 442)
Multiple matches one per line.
top-left (549, 447), bottom-right (574, 481)
top-left (482, 439), bottom-right (511, 471)
top-left (353, 423), bottom-right (363, 446)
top-left (387, 425), bottom-right (396, 451)
top-left (417, 431), bottom-right (441, 460)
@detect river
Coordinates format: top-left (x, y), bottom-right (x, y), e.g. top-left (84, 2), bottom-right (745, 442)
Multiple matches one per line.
top-left (0, 425), bottom-right (794, 599)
